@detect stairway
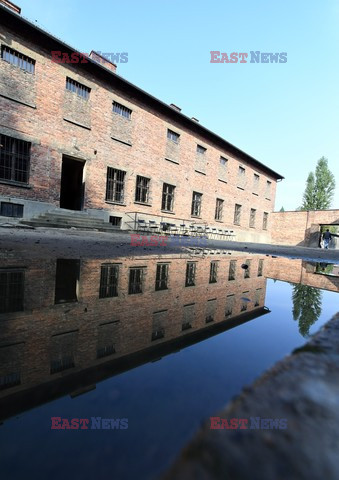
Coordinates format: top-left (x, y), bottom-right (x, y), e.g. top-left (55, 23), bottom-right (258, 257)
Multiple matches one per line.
top-left (20, 210), bottom-right (121, 232)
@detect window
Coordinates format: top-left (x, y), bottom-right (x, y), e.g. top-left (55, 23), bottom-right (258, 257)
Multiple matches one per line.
top-left (238, 166), bottom-right (246, 188)
top-left (249, 208), bottom-right (256, 228)
top-left (266, 180), bottom-right (272, 199)
top-left (162, 183), bottom-right (175, 212)
top-left (244, 260), bottom-right (251, 279)
top-left (97, 322), bottom-right (118, 358)
top-left (182, 303), bottom-right (195, 330)
top-left (113, 101), bottom-right (132, 119)
top-left (50, 355), bottom-right (75, 374)
top-left (255, 288), bottom-right (262, 307)
top-left (215, 198), bottom-right (224, 221)
top-left (54, 259), bottom-right (80, 304)
top-left (109, 216), bottom-right (122, 227)
top-left (50, 331), bottom-right (77, 374)
top-left (220, 156), bottom-right (227, 167)
top-left (66, 77), bottom-right (90, 99)
top-left (234, 204), bottom-right (242, 225)
top-left (99, 264), bottom-right (119, 298)
top-left (191, 192), bottom-right (202, 217)
top-left (258, 259), bottom-right (264, 277)
top-left (0, 202), bottom-right (23, 218)
top-left (206, 298), bottom-right (216, 323)
top-left (209, 262), bottom-right (218, 283)
top-left (241, 292), bottom-right (249, 311)
top-left (197, 145), bottom-right (206, 154)
top-left (152, 310), bottom-right (167, 341)
top-left (128, 267), bottom-right (144, 294)
top-left (185, 262), bottom-right (196, 287)
top-left (167, 129), bottom-right (180, 143)
top-left (228, 260), bottom-right (236, 281)
top-left (135, 175), bottom-right (150, 203)
top-left (0, 269), bottom-right (24, 314)
top-left (1, 45), bottom-right (35, 73)
top-left (0, 372), bottom-right (21, 390)
top-left (263, 212), bottom-right (268, 230)
top-left (106, 167), bottom-right (126, 203)
top-left (225, 294), bottom-right (234, 317)
top-left (0, 134), bottom-right (31, 184)
top-left (155, 264), bottom-right (169, 291)
top-left (253, 174), bottom-right (259, 194)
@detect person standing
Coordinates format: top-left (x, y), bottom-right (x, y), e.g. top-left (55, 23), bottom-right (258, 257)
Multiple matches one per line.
top-left (322, 229), bottom-right (332, 249)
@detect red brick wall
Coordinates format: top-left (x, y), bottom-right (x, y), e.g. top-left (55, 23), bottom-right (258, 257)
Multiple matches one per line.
top-left (0, 26), bottom-right (278, 239)
top-left (271, 210), bottom-right (339, 246)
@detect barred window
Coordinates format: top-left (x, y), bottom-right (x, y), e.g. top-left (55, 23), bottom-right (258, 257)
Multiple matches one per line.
top-left (0, 269), bottom-right (24, 314)
top-left (0, 202), bottom-right (23, 218)
top-left (209, 262), bottom-right (218, 283)
top-left (249, 208), bottom-right (256, 228)
top-left (50, 355), bottom-right (75, 374)
top-left (66, 77), bottom-right (90, 99)
top-left (106, 167), bottom-right (126, 203)
top-left (234, 204), bottom-right (242, 225)
top-left (99, 264), bottom-right (119, 298)
top-left (162, 183), bottom-right (175, 212)
top-left (113, 101), bottom-right (132, 119)
top-left (197, 145), bottom-right (206, 154)
top-left (263, 212), bottom-right (269, 230)
top-left (241, 292), bottom-right (249, 311)
top-left (167, 129), bottom-right (180, 142)
top-left (258, 259), bottom-right (264, 277)
top-left (185, 262), bottom-right (196, 287)
top-left (228, 260), bottom-right (236, 281)
top-left (1, 45), bottom-right (35, 73)
top-left (0, 134), bottom-right (31, 184)
top-left (135, 175), bottom-right (150, 203)
top-left (253, 174), bottom-right (259, 194)
top-left (191, 191), bottom-right (202, 217)
top-left (225, 294), bottom-right (234, 317)
top-left (0, 372), bottom-right (21, 390)
top-left (215, 198), bottom-right (224, 221)
top-left (155, 263), bottom-right (169, 291)
top-left (129, 267), bottom-right (144, 294)
top-left (244, 260), bottom-right (251, 278)
top-left (266, 180), bottom-right (272, 199)
top-left (238, 166), bottom-right (246, 188)
top-left (220, 156), bottom-right (227, 166)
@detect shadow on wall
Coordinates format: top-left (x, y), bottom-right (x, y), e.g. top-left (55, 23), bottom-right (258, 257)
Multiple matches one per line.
top-left (297, 219), bottom-right (339, 248)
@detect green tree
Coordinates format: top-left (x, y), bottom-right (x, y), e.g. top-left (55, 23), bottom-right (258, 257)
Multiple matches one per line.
top-left (292, 284), bottom-right (322, 337)
top-left (279, 206), bottom-right (285, 212)
top-left (300, 157), bottom-right (335, 210)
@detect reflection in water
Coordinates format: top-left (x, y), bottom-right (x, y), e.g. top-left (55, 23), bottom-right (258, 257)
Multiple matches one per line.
top-left (292, 284), bottom-right (323, 337)
top-left (316, 263), bottom-right (339, 277)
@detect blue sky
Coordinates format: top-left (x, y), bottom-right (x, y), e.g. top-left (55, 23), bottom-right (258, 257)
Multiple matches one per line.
top-left (16, 0), bottom-right (338, 211)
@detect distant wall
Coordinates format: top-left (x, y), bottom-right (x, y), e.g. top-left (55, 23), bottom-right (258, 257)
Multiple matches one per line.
top-left (271, 210), bottom-right (339, 247)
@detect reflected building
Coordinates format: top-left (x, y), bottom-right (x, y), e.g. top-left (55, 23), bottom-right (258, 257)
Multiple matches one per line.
top-left (0, 253), bottom-right (268, 421)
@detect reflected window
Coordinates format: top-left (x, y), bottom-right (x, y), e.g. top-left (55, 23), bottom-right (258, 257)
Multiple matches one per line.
top-left (152, 310), bottom-right (167, 341)
top-left (228, 260), bottom-right (237, 281)
top-left (0, 269), bottom-right (24, 314)
top-left (97, 322), bottom-right (118, 358)
top-left (241, 292), bottom-right (249, 311)
top-left (215, 199), bottom-right (224, 221)
top-left (206, 298), bottom-right (216, 323)
top-left (54, 259), bottom-right (80, 304)
top-left (254, 288), bottom-right (262, 307)
top-left (50, 331), bottom-right (77, 374)
top-left (182, 303), bottom-right (195, 330)
top-left (209, 262), bottom-right (218, 283)
top-left (185, 262), bottom-right (196, 287)
top-left (99, 264), bottom-right (119, 298)
top-left (244, 260), bottom-right (251, 279)
top-left (258, 259), bottom-right (264, 277)
top-left (155, 263), bottom-right (169, 291)
top-left (129, 267), bottom-right (145, 294)
top-left (225, 294), bottom-right (235, 317)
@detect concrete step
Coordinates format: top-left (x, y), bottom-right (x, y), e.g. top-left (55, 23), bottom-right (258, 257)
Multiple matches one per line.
top-left (36, 216), bottom-right (107, 226)
top-left (21, 220), bottom-right (120, 232)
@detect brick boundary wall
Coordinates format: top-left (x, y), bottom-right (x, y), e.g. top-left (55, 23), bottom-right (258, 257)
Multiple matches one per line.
top-left (271, 210), bottom-right (339, 247)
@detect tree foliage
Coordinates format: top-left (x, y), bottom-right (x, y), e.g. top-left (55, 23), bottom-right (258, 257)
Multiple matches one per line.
top-left (292, 284), bottom-right (322, 337)
top-left (300, 157), bottom-right (335, 210)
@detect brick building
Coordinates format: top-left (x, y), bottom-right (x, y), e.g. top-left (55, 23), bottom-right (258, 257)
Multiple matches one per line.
top-left (0, 2), bottom-right (283, 241)
top-left (0, 252), bottom-right (268, 419)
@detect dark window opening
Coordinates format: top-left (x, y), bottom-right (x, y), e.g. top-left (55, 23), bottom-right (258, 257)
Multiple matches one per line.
top-left (54, 259), bottom-right (80, 304)
top-left (155, 264), bottom-right (169, 291)
top-left (263, 212), bottom-right (269, 230)
top-left (258, 259), bottom-right (264, 277)
top-left (109, 216), bottom-right (122, 227)
top-left (0, 202), bottom-right (23, 218)
top-left (0, 269), bottom-right (24, 314)
top-left (191, 192), bottom-right (202, 217)
top-left (99, 264), bottom-right (119, 298)
top-left (244, 260), bottom-right (251, 278)
top-left (209, 262), bottom-right (218, 283)
top-left (228, 260), bottom-right (236, 281)
top-left (215, 199), bottom-right (224, 221)
top-left (185, 262), bottom-right (196, 287)
top-left (129, 267), bottom-right (144, 294)
top-left (106, 167), bottom-right (126, 203)
top-left (66, 77), bottom-right (90, 99)
top-left (135, 175), bottom-right (150, 203)
top-left (0, 134), bottom-right (31, 184)
top-left (59, 157), bottom-right (85, 211)
top-left (97, 344), bottom-right (115, 358)
top-left (167, 129), bottom-right (180, 142)
top-left (113, 101), bottom-right (132, 119)
top-left (162, 183), bottom-right (175, 211)
top-left (197, 145), bottom-right (206, 154)
top-left (234, 204), bottom-right (241, 225)
top-left (249, 208), bottom-right (256, 228)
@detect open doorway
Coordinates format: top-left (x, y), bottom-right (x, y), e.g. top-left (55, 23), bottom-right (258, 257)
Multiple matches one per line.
top-left (60, 156), bottom-right (85, 210)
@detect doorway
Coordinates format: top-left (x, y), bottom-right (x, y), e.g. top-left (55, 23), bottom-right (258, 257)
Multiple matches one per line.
top-left (60, 156), bottom-right (85, 210)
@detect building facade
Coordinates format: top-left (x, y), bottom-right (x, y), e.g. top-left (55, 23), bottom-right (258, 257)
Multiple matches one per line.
top-left (0, 2), bottom-right (283, 241)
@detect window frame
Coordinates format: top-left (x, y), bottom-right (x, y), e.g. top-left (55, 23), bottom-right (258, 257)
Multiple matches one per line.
top-left (185, 262), bottom-right (196, 287)
top-left (1, 45), bottom-right (35, 74)
top-left (99, 264), bottom-right (119, 298)
top-left (66, 77), bottom-right (91, 100)
top-left (135, 175), bottom-right (150, 204)
top-left (106, 167), bottom-right (126, 203)
top-left (155, 263), bottom-right (169, 291)
top-left (215, 198), bottom-right (224, 221)
top-left (191, 191), bottom-right (202, 217)
top-left (0, 134), bottom-right (31, 185)
top-left (112, 101), bottom-right (132, 119)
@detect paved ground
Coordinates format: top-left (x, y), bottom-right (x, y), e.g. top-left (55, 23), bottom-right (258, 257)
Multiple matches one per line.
top-left (0, 226), bottom-right (339, 261)
top-left (163, 312), bottom-right (339, 480)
